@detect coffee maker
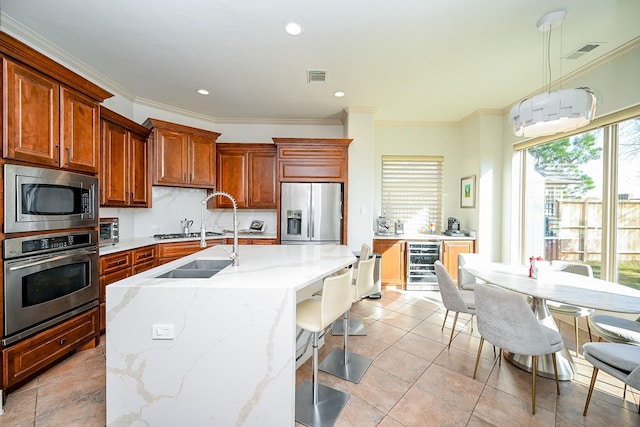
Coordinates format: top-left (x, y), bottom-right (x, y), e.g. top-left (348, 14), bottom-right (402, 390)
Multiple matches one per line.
top-left (444, 217), bottom-right (461, 235)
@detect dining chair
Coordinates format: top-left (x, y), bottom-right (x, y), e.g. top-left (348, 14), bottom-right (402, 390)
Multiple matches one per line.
top-left (547, 260), bottom-right (594, 354)
top-left (434, 260), bottom-right (475, 348)
top-left (295, 268), bottom-right (353, 427)
top-left (319, 256), bottom-right (375, 383)
top-left (473, 283), bottom-right (563, 415)
top-left (588, 314), bottom-right (640, 402)
top-left (582, 342), bottom-right (640, 416)
top-left (457, 253), bottom-right (486, 290)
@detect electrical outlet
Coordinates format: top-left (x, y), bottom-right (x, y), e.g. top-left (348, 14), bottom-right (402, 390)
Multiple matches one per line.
top-left (152, 324), bottom-right (174, 340)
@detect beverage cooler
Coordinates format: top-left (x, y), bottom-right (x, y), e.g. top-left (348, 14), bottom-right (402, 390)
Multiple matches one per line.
top-left (406, 241), bottom-right (441, 290)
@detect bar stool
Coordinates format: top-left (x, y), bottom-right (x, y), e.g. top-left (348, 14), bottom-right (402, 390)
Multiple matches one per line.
top-left (331, 251), bottom-right (375, 336)
top-left (295, 268), bottom-right (353, 427)
top-left (319, 256), bottom-right (375, 384)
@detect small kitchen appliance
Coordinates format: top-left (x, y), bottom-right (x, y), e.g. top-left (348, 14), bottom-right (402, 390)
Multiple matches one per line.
top-left (99, 217), bottom-right (120, 246)
top-left (180, 218), bottom-right (194, 235)
top-left (443, 217), bottom-right (461, 236)
top-left (376, 213), bottom-right (392, 236)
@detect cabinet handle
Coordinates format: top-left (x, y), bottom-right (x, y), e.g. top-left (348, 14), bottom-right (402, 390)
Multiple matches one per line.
top-left (59, 338), bottom-right (66, 345)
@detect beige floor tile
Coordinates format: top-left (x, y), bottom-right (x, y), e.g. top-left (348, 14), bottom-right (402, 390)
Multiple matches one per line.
top-left (372, 346), bottom-right (430, 383)
top-left (415, 363), bottom-right (484, 409)
top-left (473, 385), bottom-right (555, 426)
top-left (340, 365), bottom-right (412, 413)
top-left (388, 386), bottom-right (472, 427)
top-left (379, 311), bottom-right (424, 331)
top-left (393, 331), bottom-right (447, 362)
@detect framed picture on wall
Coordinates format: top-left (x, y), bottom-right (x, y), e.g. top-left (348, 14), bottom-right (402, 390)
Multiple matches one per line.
top-left (460, 175), bottom-right (476, 208)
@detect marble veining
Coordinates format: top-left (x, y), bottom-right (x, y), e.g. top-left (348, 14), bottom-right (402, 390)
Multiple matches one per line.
top-left (106, 244), bottom-right (355, 426)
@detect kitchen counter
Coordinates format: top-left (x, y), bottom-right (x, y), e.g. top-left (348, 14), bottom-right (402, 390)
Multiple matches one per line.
top-left (98, 232), bottom-right (278, 256)
top-left (105, 244), bottom-right (356, 426)
top-left (373, 233), bottom-right (475, 241)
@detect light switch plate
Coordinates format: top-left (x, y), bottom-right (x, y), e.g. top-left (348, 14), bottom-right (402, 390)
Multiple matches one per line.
top-left (152, 324), bottom-right (175, 340)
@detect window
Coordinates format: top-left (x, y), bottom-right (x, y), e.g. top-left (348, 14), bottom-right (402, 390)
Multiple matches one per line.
top-left (520, 111), bottom-right (640, 289)
top-left (381, 156), bottom-right (444, 233)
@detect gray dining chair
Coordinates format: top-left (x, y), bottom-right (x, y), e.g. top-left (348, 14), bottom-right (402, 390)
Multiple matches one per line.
top-left (547, 260), bottom-right (594, 354)
top-left (434, 260), bottom-right (475, 348)
top-left (473, 283), bottom-right (563, 414)
top-left (457, 253), bottom-right (486, 290)
top-left (582, 342), bottom-right (640, 416)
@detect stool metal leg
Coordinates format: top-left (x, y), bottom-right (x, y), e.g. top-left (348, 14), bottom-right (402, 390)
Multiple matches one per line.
top-left (295, 330), bottom-right (350, 427)
top-left (319, 310), bottom-right (373, 384)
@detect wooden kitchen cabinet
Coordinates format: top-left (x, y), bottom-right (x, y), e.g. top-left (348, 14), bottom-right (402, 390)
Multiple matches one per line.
top-left (214, 143), bottom-right (277, 209)
top-left (157, 239), bottom-right (225, 265)
top-left (226, 238), bottom-right (277, 245)
top-left (145, 118), bottom-right (220, 189)
top-left (100, 107), bottom-right (152, 207)
top-left (2, 307), bottom-right (99, 391)
top-left (441, 240), bottom-right (475, 282)
top-left (373, 239), bottom-right (406, 287)
top-left (131, 245), bottom-right (158, 274)
top-left (2, 59), bottom-right (103, 173)
top-left (273, 138), bottom-right (351, 182)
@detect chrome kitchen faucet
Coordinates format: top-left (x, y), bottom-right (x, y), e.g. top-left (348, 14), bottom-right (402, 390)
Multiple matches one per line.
top-left (200, 191), bottom-right (239, 266)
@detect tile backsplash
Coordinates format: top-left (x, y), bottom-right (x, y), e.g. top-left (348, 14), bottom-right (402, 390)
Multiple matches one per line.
top-left (100, 187), bottom-right (277, 239)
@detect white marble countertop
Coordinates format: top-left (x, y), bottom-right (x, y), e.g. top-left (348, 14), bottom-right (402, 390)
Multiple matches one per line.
top-left (98, 232), bottom-right (278, 256)
top-left (108, 243), bottom-right (356, 291)
top-left (373, 233), bottom-right (476, 241)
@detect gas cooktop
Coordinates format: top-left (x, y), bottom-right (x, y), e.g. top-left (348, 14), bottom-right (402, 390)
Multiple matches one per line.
top-left (153, 232), bottom-right (225, 240)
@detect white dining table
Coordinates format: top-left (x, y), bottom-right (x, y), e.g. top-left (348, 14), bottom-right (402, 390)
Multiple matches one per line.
top-left (463, 263), bottom-right (640, 380)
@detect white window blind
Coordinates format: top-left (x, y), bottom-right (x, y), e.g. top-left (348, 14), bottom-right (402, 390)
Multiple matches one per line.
top-left (381, 156), bottom-right (444, 233)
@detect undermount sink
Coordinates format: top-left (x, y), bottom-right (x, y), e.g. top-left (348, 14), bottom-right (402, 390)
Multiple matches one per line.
top-left (177, 259), bottom-right (233, 270)
top-left (155, 259), bottom-right (233, 279)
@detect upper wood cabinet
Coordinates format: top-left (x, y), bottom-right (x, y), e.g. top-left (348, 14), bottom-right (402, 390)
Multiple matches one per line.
top-left (273, 138), bottom-right (351, 182)
top-left (214, 143), bottom-right (277, 209)
top-left (100, 107), bottom-right (152, 207)
top-left (1, 33), bottom-right (111, 172)
top-left (144, 118), bottom-right (220, 189)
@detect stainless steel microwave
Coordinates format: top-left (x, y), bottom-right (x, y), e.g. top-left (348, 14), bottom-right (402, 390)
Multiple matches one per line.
top-left (99, 217), bottom-right (120, 246)
top-left (4, 164), bottom-right (98, 233)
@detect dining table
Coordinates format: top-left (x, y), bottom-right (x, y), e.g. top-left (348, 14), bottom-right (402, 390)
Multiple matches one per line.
top-left (463, 262), bottom-right (640, 380)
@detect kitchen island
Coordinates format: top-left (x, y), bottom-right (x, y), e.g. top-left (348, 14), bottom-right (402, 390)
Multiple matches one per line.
top-left (105, 244), bottom-right (355, 426)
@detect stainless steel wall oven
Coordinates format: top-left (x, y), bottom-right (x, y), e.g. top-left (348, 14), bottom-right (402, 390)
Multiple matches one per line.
top-left (2, 231), bottom-right (99, 346)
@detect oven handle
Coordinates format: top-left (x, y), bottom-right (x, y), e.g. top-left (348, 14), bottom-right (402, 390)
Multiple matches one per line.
top-left (8, 250), bottom-right (97, 271)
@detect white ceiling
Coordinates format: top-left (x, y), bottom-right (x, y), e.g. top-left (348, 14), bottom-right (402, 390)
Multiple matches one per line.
top-left (1, 0), bottom-right (639, 123)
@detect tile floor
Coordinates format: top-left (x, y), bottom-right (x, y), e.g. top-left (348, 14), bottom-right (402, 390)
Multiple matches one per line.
top-left (1, 287), bottom-right (638, 426)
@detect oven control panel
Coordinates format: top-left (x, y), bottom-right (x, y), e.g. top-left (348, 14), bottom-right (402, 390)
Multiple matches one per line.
top-left (3, 231), bottom-right (97, 259)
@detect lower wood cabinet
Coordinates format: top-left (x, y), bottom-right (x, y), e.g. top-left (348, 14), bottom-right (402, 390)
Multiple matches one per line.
top-left (226, 238), bottom-right (278, 245)
top-left (373, 240), bottom-right (406, 287)
top-left (157, 239), bottom-right (225, 265)
top-left (441, 240), bottom-right (474, 282)
top-left (2, 307), bottom-right (99, 391)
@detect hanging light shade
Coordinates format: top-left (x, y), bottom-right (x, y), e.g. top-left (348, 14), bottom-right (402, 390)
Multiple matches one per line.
top-left (509, 87), bottom-right (597, 137)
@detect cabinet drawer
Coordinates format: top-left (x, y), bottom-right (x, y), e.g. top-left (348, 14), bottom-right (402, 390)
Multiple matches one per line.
top-left (279, 160), bottom-right (346, 181)
top-left (99, 268), bottom-right (131, 302)
top-left (132, 259), bottom-right (157, 274)
top-left (132, 245), bottom-right (156, 264)
top-left (3, 308), bottom-right (99, 389)
top-left (100, 251), bottom-right (132, 275)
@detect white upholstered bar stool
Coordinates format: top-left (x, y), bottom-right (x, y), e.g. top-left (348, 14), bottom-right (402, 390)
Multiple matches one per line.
top-left (295, 268), bottom-right (354, 427)
top-left (320, 256), bottom-right (375, 383)
top-left (331, 249), bottom-right (375, 337)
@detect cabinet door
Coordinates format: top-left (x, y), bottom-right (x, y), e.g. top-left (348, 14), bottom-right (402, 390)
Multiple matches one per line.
top-left (248, 151), bottom-right (277, 208)
top-left (189, 134), bottom-right (216, 187)
top-left (155, 128), bottom-right (189, 185)
top-left (101, 119), bottom-right (129, 206)
top-left (216, 150), bottom-right (247, 207)
top-left (373, 240), bottom-right (405, 287)
top-left (61, 87), bottom-right (99, 172)
top-left (3, 59), bottom-right (60, 166)
top-left (441, 240), bottom-right (474, 282)
top-left (129, 132), bottom-right (150, 207)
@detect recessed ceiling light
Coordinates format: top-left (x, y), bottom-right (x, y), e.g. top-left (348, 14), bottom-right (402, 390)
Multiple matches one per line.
top-left (197, 89), bottom-right (210, 95)
top-left (334, 91), bottom-right (345, 98)
top-left (284, 22), bottom-right (303, 36)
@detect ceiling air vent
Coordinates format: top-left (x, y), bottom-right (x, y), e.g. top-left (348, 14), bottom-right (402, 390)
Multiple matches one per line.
top-left (565, 43), bottom-right (602, 60)
top-left (307, 69), bottom-right (327, 83)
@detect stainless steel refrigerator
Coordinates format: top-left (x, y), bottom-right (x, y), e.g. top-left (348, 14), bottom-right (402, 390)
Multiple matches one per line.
top-left (280, 183), bottom-right (343, 244)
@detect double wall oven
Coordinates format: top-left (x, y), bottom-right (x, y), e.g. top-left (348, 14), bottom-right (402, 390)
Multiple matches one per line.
top-left (3, 164), bottom-right (100, 346)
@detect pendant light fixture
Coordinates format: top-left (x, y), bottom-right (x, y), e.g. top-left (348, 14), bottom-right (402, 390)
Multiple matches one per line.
top-left (509, 10), bottom-right (597, 138)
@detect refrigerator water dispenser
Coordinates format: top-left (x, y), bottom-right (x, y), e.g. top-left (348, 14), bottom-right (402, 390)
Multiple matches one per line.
top-left (287, 210), bottom-right (302, 235)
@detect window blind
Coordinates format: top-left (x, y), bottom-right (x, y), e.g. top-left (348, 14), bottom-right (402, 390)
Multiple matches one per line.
top-left (381, 155), bottom-right (444, 232)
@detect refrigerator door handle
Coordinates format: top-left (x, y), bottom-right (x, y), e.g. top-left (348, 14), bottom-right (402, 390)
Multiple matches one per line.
top-left (308, 190), bottom-right (313, 238)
